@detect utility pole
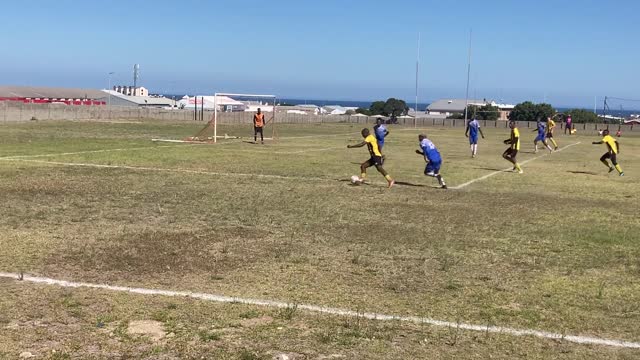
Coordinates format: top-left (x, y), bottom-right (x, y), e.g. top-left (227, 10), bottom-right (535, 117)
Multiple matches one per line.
top-left (108, 72), bottom-right (114, 107)
top-left (464, 29), bottom-right (472, 124)
top-left (415, 32), bottom-right (420, 128)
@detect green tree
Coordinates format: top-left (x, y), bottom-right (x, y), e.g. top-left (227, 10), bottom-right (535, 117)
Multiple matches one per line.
top-left (476, 103), bottom-right (500, 120)
top-left (369, 101), bottom-right (386, 116)
top-left (564, 109), bottom-right (600, 123)
top-left (355, 107), bottom-right (371, 116)
top-left (447, 104), bottom-right (499, 120)
top-left (508, 102), bottom-right (555, 122)
top-left (383, 98), bottom-right (409, 117)
top-left (366, 98), bottom-right (409, 117)
top-left (536, 103), bottom-right (555, 120)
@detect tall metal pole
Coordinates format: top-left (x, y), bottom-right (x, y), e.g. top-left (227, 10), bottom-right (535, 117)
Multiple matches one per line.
top-left (464, 29), bottom-right (472, 123)
top-left (415, 32), bottom-right (420, 128)
top-left (213, 94), bottom-right (217, 143)
top-left (108, 72), bottom-right (114, 107)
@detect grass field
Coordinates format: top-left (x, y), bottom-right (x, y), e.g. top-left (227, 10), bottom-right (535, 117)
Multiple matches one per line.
top-left (0, 120), bottom-right (639, 359)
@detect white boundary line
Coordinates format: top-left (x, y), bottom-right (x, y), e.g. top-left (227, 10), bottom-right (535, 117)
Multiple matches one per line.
top-left (274, 146), bottom-right (343, 155)
top-left (0, 144), bottom-right (196, 160)
top-left (0, 272), bottom-right (637, 349)
top-left (276, 131), bottom-right (360, 140)
top-left (0, 131), bottom-right (356, 160)
top-left (0, 158), bottom-right (329, 182)
top-left (451, 142), bottom-right (581, 190)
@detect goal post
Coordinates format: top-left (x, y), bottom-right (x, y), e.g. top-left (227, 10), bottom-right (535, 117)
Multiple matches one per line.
top-left (212, 92), bottom-right (277, 143)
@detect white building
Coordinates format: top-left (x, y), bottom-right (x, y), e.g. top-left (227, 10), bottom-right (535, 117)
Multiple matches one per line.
top-left (113, 86), bottom-right (148, 97)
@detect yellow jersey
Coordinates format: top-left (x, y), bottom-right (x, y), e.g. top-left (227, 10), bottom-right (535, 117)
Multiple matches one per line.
top-left (511, 127), bottom-right (521, 150)
top-left (365, 134), bottom-right (382, 157)
top-left (602, 135), bottom-right (618, 154)
top-left (547, 119), bottom-right (556, 133)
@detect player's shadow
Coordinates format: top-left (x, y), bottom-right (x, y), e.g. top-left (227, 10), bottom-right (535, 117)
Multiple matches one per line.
top-left (337, 179), bottom-right (427, 187)
top-left (567, 170), bottom-right (599, 176)
top-left (393, 181), bottom-right (427, 187)
top-left (477, 167), bottom-right (508, 172)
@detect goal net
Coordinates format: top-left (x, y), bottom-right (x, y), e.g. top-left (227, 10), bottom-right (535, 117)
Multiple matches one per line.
top-left (188, 93), bottom-right (278, 143)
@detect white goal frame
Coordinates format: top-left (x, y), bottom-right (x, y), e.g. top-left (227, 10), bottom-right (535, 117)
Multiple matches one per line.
top-left (213, 93), bottom-right (277, 143)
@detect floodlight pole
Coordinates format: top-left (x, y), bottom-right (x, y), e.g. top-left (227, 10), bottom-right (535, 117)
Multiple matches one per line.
top-left (107, 72), bottom-right (114, 107)
top-left (107, 72), bottom-right (114, 120)
top-left (213, 94), bottom-right (217, 143)
top-left (273, 96), bottom-right (277, 141)
top-left (464, 29), bottom-right (472, 124)
top-left (415, 32), bottom-right (420, 128)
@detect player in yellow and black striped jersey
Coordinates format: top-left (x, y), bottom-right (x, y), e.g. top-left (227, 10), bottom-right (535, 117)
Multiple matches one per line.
top-left (502, 121), bottom-right (523, 174)
top-left (592, 129), bottom-right (624, 176)
top-left (347, 128), bottom-right (395, 188)
top-left (546, 117), bottom-right (559, 150)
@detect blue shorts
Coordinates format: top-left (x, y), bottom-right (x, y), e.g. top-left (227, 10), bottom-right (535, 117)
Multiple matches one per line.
top-left (425, 161), bottom-right (441, 175)
top-left (469, 134), bottom-right (478, 144)
top-left (535, 134), bottom-right (546, 142)
top-left (377, 140), bottom-right (384, 150)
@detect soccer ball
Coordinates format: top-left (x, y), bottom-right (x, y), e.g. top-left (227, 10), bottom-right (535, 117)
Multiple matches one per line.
top-left (350, 175), bottom-right (361, 185)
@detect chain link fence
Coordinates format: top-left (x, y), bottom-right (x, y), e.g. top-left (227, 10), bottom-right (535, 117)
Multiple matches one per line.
top-left (0, 102), bottom-right (636, 135)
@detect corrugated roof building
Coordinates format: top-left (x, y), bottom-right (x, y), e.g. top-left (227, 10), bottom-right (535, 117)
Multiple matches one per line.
top-left (426, 99), bottom-right (486, 114)
top-left (103, 90), bottom-right (177, 108)
top-left (0, 85), bottom-right (107, 105)
top-left (427, 99), bottom-right (514, 120)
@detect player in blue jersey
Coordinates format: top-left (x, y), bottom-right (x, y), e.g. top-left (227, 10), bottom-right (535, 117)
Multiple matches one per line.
top-left (533, 120), bottom-right (553, 153)
top-left (415, 134), bottom-right (447, 189)
top-left (373, 118), bottom-right (389, 150)
top-left (464, 117), bottom-right (485, 158)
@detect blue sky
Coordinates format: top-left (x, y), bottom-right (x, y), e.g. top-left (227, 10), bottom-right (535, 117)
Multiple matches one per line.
top-left (0, 0), bottom-right (638, 107)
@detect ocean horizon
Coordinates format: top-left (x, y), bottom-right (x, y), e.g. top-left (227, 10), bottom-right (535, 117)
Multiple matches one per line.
top-left (163, 94), bottom-right (638, 116)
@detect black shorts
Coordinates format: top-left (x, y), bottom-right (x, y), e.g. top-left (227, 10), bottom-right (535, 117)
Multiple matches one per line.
top-left (602, 152), bottom-right (617, 163)
top-left (504, 148), bottom-right (518, 158)
top-left (365, 156), bottom-right (383, 167)
top-left (254, 126), bottom-right (263, 134)
top-left (546, 132), bottom-right (553, 138)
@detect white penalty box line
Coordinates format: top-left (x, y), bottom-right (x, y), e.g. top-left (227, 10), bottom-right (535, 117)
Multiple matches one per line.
top-left (0, 158), bottom-right (330, 182)
top-left (0, 144), bottom-right (198, 160)
top-left (451, 142), bottom-right (581, 190)
top-left (0, 272), bottom-right (638, 349)
top-left (0, 132), bottom-right (353, 161)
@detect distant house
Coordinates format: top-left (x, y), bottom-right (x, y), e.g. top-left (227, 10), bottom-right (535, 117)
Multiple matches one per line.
top-left (322, 105), bottom-right (358, 115)
top-left (113, 86), bottom-right (148, 97)
top-left (279, 105), bottom-right (319, 115)
top-left (427, 99), bottom-right (514, 120)
top-left (103, 90), bottom-right (176, 108)
top-left (427, 99), bottom-right (485, 116)
top-left (178, 95), bottom-right (247, 111)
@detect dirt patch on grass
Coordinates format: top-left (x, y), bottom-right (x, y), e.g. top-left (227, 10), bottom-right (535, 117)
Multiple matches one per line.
top-left (46, 227), bottom-right (272, 277)
top-left (127, 320), bottom-right (166, 341)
